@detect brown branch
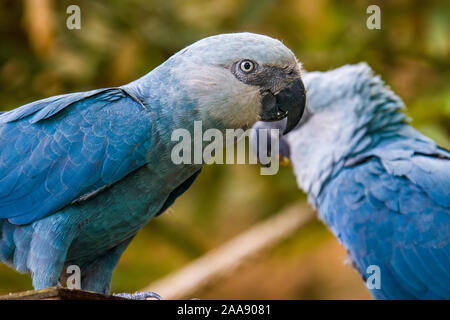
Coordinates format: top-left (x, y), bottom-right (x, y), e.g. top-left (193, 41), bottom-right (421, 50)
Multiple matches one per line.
top-left (0, 286), bottom-right (126, 300)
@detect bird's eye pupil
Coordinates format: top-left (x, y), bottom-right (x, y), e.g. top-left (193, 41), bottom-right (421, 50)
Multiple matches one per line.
top-left (240, 60), bottom-right (254, 73)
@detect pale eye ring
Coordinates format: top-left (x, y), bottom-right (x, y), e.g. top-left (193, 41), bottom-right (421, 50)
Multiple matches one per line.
top-left (239, 60), bottom-right (255, 73)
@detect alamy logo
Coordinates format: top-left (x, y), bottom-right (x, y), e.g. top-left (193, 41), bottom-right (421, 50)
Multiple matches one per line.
top-left (66, 265), bottom-right (81, 289)
top-left (171, 121), bottom-right (280, 175)
top-left (366, 5), bottom-right (381, 30)
top-left (66, 5), bottom-right (81, 30)
top-left (366, 265), bottom-right (381, 289)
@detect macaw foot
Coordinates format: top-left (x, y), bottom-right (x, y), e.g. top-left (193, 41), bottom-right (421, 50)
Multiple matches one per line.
top-left (113, 291), bottom-right (163, 300)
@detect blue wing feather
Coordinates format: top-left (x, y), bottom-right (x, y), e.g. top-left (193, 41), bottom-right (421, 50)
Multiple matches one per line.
top-left (0, 89), bottom-right (104, 124)
top-left (319, 141), bottom-right (450, 299)
top-left (0, 88), bottom-right (152, 225)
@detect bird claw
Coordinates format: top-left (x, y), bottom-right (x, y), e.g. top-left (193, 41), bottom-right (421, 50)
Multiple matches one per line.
top-left (113, 291), bottom-right (163, 300)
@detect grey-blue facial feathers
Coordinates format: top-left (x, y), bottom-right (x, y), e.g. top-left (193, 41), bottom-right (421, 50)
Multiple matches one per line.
top-left (155, 32), bottom-right (306, 133)
top-left (286, 63), bottom-right (436, 202)
top-left (174, 32), bottom-right (297, 68)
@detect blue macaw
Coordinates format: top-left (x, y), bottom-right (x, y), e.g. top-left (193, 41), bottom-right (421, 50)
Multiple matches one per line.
top-left (253, 63), bottom-right (449, 299)
top-left (0, 33), bottom-right (305, 296)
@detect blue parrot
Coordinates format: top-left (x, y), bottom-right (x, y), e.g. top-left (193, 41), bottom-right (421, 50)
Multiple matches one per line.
top-left (253, 63), bottom-right (449, 299)
top-left (0, 33), bottom-right (305, 296)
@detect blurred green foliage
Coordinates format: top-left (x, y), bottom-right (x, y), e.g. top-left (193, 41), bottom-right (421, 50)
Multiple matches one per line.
top-left (0, 0), bottom-right (448, 298)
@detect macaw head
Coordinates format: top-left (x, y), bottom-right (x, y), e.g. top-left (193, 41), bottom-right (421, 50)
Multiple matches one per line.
top-left (251, 63), bottom-right (407, 197)
top-left (158, 32), bottom-right (306, 134)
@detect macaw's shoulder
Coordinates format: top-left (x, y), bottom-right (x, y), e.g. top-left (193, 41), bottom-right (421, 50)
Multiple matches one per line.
top-left (346, 136), bottom-right (450, 207)
top-left (319, 152), bottom-right (450, 299)
top-left (0, 88), bottom-right (153, 225)
top-left (0, 88), bottom-right (142, 124)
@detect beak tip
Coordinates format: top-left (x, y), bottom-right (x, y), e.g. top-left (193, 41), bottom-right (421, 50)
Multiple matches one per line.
top-left (281, 78), bottom-right (306, 135)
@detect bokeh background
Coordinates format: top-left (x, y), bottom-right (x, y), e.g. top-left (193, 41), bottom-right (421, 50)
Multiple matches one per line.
top-left (0, 0), bottom-right (448, 299)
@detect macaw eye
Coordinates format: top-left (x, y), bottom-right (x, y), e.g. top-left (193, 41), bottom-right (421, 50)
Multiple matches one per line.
top-left (239, 60), bottom-right (255, 73)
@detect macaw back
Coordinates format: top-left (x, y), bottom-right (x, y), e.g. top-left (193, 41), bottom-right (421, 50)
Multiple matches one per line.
top-left (279, 63), bottom-right (450, 299)
top-left (318, 138), bottom-right (450, 299)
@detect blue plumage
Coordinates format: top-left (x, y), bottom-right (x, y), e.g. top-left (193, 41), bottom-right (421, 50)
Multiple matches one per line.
top-left (0, 32), bottom-right (304, 294)
top-left (254, 63), bottom-right (449, 299)
top-left (321, 151), bottom-right (449, 299)
top-left (0, 88), bottom-right (152, 224)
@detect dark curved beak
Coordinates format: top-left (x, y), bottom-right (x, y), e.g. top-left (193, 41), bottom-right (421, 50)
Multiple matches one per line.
top-left (259, 78), bottom-right (306, 134)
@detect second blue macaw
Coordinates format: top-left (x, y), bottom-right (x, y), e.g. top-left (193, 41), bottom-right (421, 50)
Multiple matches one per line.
top-left (0, 32), bottom-right (306, 296)
top-left (253, 63), bottom-right (449, 299)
